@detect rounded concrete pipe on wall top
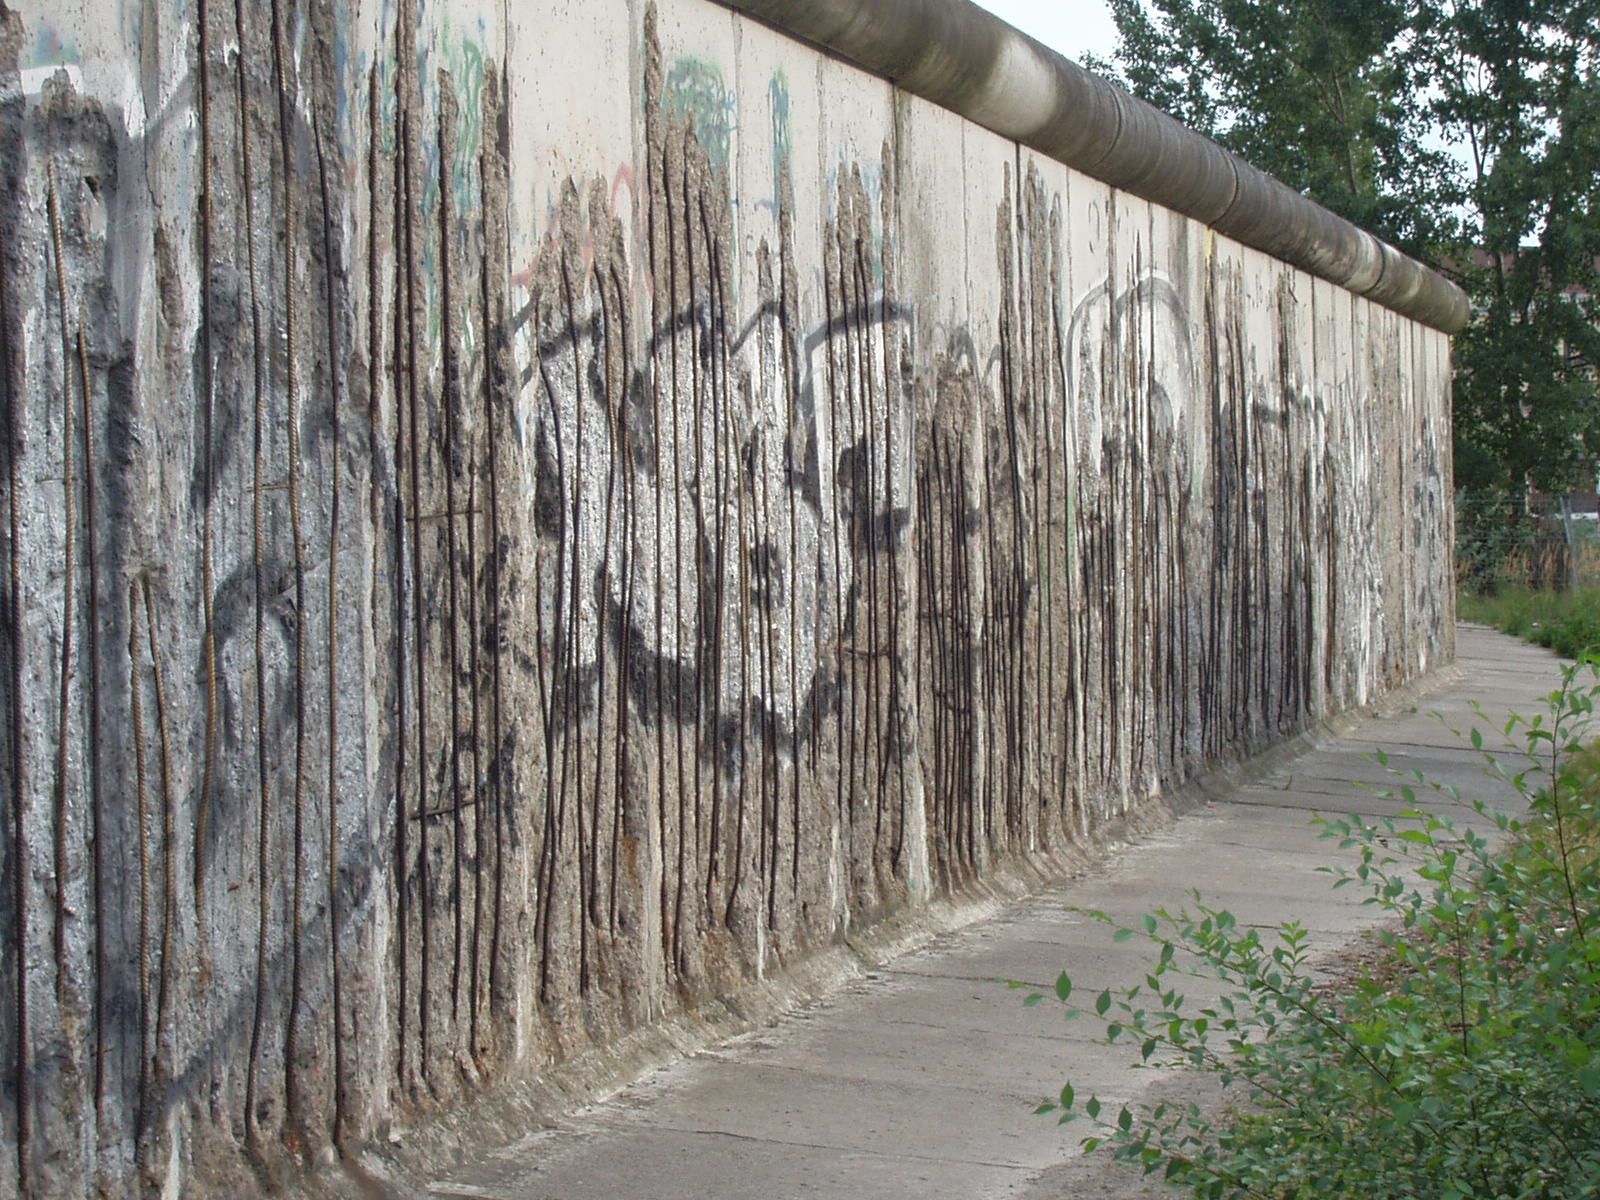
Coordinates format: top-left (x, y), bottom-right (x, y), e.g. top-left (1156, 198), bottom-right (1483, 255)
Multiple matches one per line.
top-left (718, 0), bottom-right (1468, 334)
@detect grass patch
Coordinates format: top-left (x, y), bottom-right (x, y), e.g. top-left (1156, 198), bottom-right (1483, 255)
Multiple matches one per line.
top-left (1459, 585), bottom-right (1600, 659)
top-left (1019, 663), bottom-right (1600, 1198)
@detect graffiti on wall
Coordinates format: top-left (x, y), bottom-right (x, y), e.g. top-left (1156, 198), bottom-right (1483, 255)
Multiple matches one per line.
top-left (0, 2), bottom-right (1455, 1195)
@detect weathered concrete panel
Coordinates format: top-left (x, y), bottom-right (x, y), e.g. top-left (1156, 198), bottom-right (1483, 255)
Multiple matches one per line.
top-left (0, 0), bottom-right (1455, 1194)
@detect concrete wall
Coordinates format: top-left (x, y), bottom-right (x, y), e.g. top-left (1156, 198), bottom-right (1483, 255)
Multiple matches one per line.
top-left (0, 0), bottom-right (1455, 1193)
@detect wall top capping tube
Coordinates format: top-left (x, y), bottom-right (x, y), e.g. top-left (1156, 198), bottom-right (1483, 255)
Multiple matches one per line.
top-left (715, 0), bottom-right (1471, 335)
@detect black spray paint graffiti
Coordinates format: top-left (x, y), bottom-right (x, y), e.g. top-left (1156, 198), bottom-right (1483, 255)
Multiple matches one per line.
top-left (508, 221), bottom-right (914, 757)
top-left (482, 46), bottom-right (922, 1017)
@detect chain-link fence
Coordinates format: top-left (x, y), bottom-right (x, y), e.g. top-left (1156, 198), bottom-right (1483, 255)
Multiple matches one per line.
top-left (1457, 490), bottom-right (1600, 594)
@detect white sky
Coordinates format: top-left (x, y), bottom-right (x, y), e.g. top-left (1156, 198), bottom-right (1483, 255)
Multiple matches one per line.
top-left (968, 1), bottom-right (1122, 66)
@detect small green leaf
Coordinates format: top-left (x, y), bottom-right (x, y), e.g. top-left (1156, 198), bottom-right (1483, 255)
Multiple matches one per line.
top-left (1579, 1064), bottom-right (1600, 1097)
top-left (1096, 989), bottom-right (1112, 1016)
top-left (1055, 971), bottom-right (1073, 1002)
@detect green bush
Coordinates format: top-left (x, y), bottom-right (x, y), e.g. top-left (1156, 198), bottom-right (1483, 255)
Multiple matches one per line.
top-left (1459, 586), bottom-right (1600, 660)
top-left (1019, 662), bottom-right (1600, 1199)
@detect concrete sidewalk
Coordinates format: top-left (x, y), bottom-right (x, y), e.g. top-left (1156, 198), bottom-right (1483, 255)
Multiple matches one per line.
top-left (427, 627), bottom-right (1567, 1200)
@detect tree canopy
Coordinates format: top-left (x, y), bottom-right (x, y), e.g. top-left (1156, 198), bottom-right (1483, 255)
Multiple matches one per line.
top-left (1090, 0), bottom-right (1600, 512)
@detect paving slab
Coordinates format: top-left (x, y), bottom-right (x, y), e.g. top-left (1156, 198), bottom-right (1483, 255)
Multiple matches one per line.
top-left (428, 627), bottom-right (1568, 1199)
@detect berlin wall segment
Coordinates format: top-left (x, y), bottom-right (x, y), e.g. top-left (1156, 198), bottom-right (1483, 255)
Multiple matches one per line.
top-left (0, 0), bottom-right (1455, 1193)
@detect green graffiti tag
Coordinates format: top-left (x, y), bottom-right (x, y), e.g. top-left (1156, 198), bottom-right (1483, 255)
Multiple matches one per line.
top-left (768, 69), bottom-right (790, 206)
top-left (664, 57), bottom-right (734, 179)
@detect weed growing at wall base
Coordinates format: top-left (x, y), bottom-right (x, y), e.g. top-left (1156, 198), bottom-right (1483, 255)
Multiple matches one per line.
top-left (1017, 661), bottom-right (1600, 1198)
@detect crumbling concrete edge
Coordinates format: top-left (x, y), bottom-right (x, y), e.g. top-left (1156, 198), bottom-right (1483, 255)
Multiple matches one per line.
top-left (714, 0), bottom-right (1470, 334)
top-left (330, 657), bottom-right (1471, 1198)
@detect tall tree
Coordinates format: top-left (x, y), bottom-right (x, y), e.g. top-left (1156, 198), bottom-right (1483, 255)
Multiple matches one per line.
top-left (1089, 0), bottom-right (1462, 254)
top-left (1427, 0), bottom-right (1600, 505)
top-left (1093, 0), bottom-right (1600, 536)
